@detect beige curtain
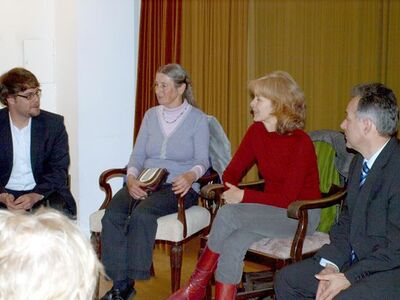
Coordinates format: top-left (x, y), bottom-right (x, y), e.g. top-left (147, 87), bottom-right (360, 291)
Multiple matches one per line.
top-left (181, 0), bottom-right (250, 151)
top-left (180, 0), bottom-right (400, 180)
top-left (249, 0), bottom-right (400, 132)
top-left (385, 0), bottom-right (400, 95)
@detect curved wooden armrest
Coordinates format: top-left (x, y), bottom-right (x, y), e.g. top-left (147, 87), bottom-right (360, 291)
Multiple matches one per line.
top-left (289, 187), bottom-right (347, 261)
top-left (200, 179), bottom-right (265, 201)
top-left (287, 187), bottom-right (347, 219)
top-left (238, 179), bottom-right (265, 191)
top-left (200, 180), bottom-right (265, 227)
top-left (197, 171), bottom-right (219, 186)
top-left (200, 183), bottom-right (224, 200)
top-left (98, 167), bottom-right (127, 210)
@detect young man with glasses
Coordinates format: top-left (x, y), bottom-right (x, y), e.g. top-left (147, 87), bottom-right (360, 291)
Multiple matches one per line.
top-left (0, 67), bottom-right (76, 218)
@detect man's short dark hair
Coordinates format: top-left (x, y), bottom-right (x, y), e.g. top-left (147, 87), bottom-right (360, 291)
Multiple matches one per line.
top-left (0, 68), bottom-right (40, 106)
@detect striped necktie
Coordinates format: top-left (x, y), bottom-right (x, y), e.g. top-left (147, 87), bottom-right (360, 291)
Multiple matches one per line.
top-left (359, 161), bottom-right (370, 187)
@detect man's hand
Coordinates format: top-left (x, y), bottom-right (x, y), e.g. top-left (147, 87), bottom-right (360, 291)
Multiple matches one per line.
top-left (0, 193), bottom-right (18, 209)
top-left (172, 171), bottom-right (196, 196)
top-left (222, 182), bottom-right (244, 204)
top-left (315, 266), bottom-right (350, 300)
top-left (126, 174), bottom-right (148, 199)
top-left (315, 265), bottom-right (338, 300)
top-left (13, 193), bottom-right (43, 210)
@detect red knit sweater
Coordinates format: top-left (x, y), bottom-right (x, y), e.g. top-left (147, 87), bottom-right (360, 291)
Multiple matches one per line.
top-left (222, 122), bottom-right (320, 208)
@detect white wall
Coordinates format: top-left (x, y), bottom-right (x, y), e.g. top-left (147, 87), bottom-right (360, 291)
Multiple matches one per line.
top-left (0, 0), bottom-right (140, 233)
top-left (76, 0), bottom-right (140, 232)
top-left (0, 0), bottom-right (57, 110)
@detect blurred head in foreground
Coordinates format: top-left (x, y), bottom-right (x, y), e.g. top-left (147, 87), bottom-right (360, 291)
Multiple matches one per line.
top-left (0, 208), bottom-right (103, 300)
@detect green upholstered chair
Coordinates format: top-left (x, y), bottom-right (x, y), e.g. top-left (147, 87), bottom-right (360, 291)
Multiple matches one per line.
top-left (315, 141), bottom-right (341, 232)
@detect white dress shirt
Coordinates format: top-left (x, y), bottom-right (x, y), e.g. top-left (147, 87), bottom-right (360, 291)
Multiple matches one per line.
top-left (5, 116), bottom-right (36, 191)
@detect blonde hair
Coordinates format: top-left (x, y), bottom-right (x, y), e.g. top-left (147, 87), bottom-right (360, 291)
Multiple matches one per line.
top-left (248, 71), bottom-right (306, 134)
top-left (0, 208), bottom-right (103, 300)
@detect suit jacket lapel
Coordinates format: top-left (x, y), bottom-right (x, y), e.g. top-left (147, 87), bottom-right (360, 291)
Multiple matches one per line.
top-left (0, 109), bottom-right (13, 180)
top-left (362, 137), bottom-right (397, 197)
top-left (349, 138), bottom-right (397, 240)
top-left (30, 116), bottom-right (44, 174)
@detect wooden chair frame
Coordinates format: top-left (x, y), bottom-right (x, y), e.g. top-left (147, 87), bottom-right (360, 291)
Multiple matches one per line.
top-left (91, 167), bottom-right (218, 294)
top-left (200, 181), bottom-right (346, 299)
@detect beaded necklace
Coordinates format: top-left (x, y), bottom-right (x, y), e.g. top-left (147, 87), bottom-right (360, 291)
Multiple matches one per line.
top-left (162, 105), bottom-right (188, 124)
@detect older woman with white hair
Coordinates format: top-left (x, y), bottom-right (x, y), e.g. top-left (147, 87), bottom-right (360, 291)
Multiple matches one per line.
top-left (0, 208), bottom-right (102, 300)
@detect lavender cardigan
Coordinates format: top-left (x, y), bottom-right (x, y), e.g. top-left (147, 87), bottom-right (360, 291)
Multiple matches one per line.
top-left (128, 105), bottom-right (210, 192)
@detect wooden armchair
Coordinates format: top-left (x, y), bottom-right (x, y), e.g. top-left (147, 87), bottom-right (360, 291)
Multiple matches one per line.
top-left (199, 141), bottom-right (348, 299)
top-left (201, 183), bottom-right (346, 298)
top-left (89, 167), bottom-right (218, 294)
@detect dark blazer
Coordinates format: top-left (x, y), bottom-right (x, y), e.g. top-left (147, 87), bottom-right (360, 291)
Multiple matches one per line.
top-left (0, 108), bottom-right (76, 214)
top-left (317, 137), bottom-right (400, 284)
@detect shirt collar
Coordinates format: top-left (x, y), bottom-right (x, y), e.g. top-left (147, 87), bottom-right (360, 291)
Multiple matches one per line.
top-left (364, 138), bottom-right (390, 169)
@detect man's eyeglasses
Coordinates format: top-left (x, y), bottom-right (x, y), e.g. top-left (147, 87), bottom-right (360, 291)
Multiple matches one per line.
top-left (16, 89), bottom-right (42, 101)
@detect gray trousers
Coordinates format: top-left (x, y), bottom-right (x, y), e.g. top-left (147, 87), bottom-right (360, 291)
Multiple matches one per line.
top-left (207, 203), bottom-right (320, 284)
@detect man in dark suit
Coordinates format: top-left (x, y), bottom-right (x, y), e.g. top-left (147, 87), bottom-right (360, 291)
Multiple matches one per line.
top-left (0, 67), bottom-right (76, 217)
top-left (275, 83), bottom-right (400, 299)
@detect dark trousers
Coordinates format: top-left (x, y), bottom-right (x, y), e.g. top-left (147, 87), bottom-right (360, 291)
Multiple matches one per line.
top-left (101, 184), bottom-right (198, 281)
top-left (0, 189), bottom-right (75, 218)
top-left (275, 256), bottom-right (400, 299)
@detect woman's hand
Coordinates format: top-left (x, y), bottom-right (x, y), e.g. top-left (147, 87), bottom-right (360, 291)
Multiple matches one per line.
top-left (126, 174), bottom-right (148, 199)
top-left (172, 171), bottom-right (197, 196)
top-left (222, 182), bottom-right (244, 204)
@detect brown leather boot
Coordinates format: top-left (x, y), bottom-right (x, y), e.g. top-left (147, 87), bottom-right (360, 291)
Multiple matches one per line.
top-left (167, 246), bottom-right (219, 300)
top-left (215, 281), bottom-right (237, 300)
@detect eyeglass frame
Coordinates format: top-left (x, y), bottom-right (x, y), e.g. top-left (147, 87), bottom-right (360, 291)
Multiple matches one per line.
top-left (16, 88), bottom-right (42, 101)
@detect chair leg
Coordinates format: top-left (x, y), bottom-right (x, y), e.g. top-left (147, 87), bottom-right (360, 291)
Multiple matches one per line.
top-left (90, 232), bottom-right (101, 300)
top-left (170, 242), bottom-right (183, 292)
top-left (90, 232), bottom-right (102, 259)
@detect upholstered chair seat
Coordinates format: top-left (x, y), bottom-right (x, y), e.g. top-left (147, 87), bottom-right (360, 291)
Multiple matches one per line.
top-left (248, 231), bottom-right (330, 260)
top-left (90, 205), bottom-right (210, 243)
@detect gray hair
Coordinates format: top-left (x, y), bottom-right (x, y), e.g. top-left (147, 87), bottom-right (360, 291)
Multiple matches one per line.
top-left (0, 208), bottom-right (103, 300)
top-left (157, 63), bottom-right (196, 107)
top-left (351, 83), bottom-right (399, 136)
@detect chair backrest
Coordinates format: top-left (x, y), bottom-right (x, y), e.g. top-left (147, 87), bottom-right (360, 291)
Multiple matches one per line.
top-left (309, 129), bottom-right (354, 186)
top-left (314, 141), bottom-right (341, 232)
top-left (208, 115), bottom-right (231, 180)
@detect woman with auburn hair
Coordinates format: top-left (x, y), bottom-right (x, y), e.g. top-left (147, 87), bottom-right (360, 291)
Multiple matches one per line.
top-left (169, 71), bottom-right (321, 300)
